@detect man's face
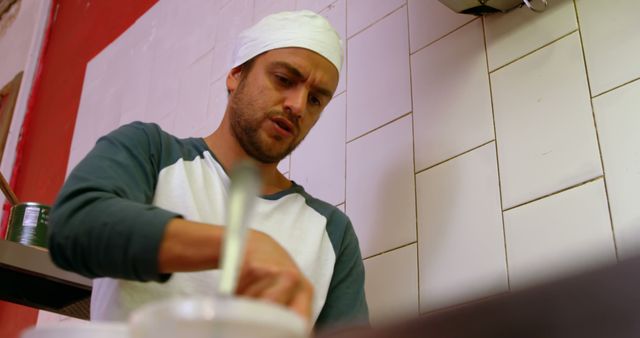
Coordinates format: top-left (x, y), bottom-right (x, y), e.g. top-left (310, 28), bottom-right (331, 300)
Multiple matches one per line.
top-left (226, 48), bottom-right (339, 164)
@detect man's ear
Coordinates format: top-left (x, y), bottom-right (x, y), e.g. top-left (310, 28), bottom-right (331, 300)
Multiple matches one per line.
top-left (226, 66), bottom-right (243, 94)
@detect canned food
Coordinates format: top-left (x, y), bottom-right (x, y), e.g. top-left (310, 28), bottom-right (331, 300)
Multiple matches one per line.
top-left (6, 202), bottom-right (50, 249)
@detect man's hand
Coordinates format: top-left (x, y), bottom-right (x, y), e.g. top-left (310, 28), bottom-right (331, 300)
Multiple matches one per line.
top-left (158, 219), bottom-right (313, 323)
top-left (236, 230), bottom-right (314, 322)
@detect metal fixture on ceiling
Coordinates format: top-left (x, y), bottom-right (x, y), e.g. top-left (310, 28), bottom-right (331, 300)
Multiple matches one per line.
top-left (438, 0), bottom-right (548, 16)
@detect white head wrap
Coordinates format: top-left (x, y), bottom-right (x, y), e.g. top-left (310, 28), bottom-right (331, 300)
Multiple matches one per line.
top-left (231, 10), bottom-right (343, 73)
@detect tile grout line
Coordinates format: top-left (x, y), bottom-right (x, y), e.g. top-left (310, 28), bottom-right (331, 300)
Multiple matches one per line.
top-left (346, 111), bottom-right (412, 144)
top-left (417, 291), bottom-right (509, 317)
top-left (250, 0), bottom-right (256, 24)
top-left (318, 0), bottom-right (340, 13)
top-left (343, 0), bottom-right (409, 145)
top-left (405, 2), bottom-right (421, 313)
top-left (503, 175), bottom-right (605, 212)
top-left (363, 241), bottom-right (417, 261)
top-left (412, 116), bottom-right (422, 314)
top-left (591, 76), bottom-right (640, 99)
top-left (410, 17), bottom-right (479, 56)
top-left (414, 140), bottom-right (494, 175)
top-left (346, 3), bottom-right (406, 41)
top-left (343, 0), bottom-right (349, 217)
top-left (573, 0), bottom-right (619, 262)
top-left (482, 16), bottom-right (511, 292)
top-left (489, 29), bottom-right (578, 74)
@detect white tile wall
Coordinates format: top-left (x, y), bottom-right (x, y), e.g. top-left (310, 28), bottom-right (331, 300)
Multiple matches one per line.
top-left (210, 0), bottom-right (254, 82)
top-left (491, 33), bottom-right (602, 209)
top-left (218, 0), bottom-right (234, 10)
top-left (363, 244), bottom-right (419, 326)
top-left (147, 36), bottom-right (183, 120)
top-left (346, 115), bottom-right (416, 258)
top-left (157, 0), bottom-right (218, 66)
top-left (575, 0), bottom-right (640, 96)
top-left (296, 0), bottom-right (336, 13)
top-left (277, 155), bottom-right (290, 174)
top-left (346, 0), bottom-right (405, 38)
top-left (484, 0), bottom-right (577, 71)
top-left (290, 93), bottom-right (346, 206)
top-left (346, 6), bottom-right (411, 140)
top-left (56, 0), bottom-right (640, 326)
top-left (407, 0), bottom-right (474, 53)
top-left (156, 107), bottom-right (176, 134)
top-left (253, 0), bottom-right (296, 23)
top-left (200, 76), bottom-right (228, 137)
top-left (416, 143), bottom-right (507, 312)
top-left (172, 51), bottom-right (215, 138)
top-left (504, 179), bottom-right (616, 289)
top-left (119, 44), bottom-right (152, 125)
top-left (411, 19), bottom-right (493, 171)
top-left (594, 79), bottom-right (640, 260)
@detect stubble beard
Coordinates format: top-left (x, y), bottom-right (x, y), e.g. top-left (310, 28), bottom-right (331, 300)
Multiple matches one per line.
top-left (229, 80), bottom-right (303, 164)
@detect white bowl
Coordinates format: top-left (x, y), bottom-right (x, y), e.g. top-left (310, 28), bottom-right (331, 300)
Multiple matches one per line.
top-left (129, 296), bottom-right (307, 338)
top-left (21, 322), bottom-right (129, 338)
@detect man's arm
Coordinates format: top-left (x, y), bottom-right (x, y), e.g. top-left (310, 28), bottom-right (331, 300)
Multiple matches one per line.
top-left (49, 122), bottom-right (178, 281)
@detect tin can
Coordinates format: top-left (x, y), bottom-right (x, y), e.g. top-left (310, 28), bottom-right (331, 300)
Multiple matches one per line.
top-left (6, 202), bottom-right (50, 248)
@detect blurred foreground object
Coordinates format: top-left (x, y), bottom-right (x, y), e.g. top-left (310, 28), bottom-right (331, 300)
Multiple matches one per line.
top-left (320, 255), bottom-right (640, 338)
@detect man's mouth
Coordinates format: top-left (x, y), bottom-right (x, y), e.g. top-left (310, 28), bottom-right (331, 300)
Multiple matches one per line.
top-left (269, 116), bottom-right (296, 137)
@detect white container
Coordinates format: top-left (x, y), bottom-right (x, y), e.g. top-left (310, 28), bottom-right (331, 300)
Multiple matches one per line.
top-left (129, 296), bottom-right (307, 338)
top-left (21, 322), bottom-right (129, 338)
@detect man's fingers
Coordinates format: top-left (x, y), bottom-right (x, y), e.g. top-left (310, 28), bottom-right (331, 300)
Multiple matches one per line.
top-left (235, 266), bottom-right (273, 294)
top-left (234, 267), bottom-right (312, 322)
top-left (259, 270), bottom-right (299, 304)
top-left (233, 231), bottom-right (313, 323)
top-left (289, 281), bottom-right (313, 321)
top-left (238, 269), bottom-right (299, 304)
top-left (238, 274), bottom-right (276, 297)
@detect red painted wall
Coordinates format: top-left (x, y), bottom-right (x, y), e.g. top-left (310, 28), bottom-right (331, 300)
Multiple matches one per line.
top-left (13, 0), bottom-right (158, 203)
top-left (1, 0), bottom-right (157, 336)
top-left (0, 303), bottom-right (39, 338)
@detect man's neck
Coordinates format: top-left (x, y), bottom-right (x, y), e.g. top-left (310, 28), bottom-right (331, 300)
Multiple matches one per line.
top-left (204, 125), bottom-right (292, 195)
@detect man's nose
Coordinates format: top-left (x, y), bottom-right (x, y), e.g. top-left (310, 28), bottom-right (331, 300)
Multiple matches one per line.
top-left (283, 87), bottom-right (308, 118)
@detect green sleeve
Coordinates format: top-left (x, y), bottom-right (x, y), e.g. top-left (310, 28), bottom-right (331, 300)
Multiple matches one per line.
top-left (48, 122), bottom-right (179, 282)
top-left (315, 218), bottom-right (370, 330)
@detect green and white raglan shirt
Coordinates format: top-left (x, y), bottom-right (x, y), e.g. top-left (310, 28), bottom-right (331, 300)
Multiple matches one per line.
top-left (49, 122), bottom-right (368, 329)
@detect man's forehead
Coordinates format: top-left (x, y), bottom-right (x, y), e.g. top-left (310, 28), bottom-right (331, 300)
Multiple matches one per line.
top-left (260, 48), bottom-right (339, 78)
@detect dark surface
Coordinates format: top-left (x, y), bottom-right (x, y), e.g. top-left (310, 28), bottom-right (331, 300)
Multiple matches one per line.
top-left (0, 239), bottom-right (91, 319)
top-left (319, 256), bottom-right (640, 338)
top-left (0, 267), bottom-right (90, 319)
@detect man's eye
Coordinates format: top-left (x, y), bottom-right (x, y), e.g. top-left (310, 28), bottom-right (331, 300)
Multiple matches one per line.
top-left (309, 95), bottom-right (322, 107)
top-left (275, 75), bottom-right (292, 86)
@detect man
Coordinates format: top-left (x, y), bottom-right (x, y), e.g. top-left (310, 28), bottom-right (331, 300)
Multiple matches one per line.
top-left (48, 10), bottom-right (368, 331)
